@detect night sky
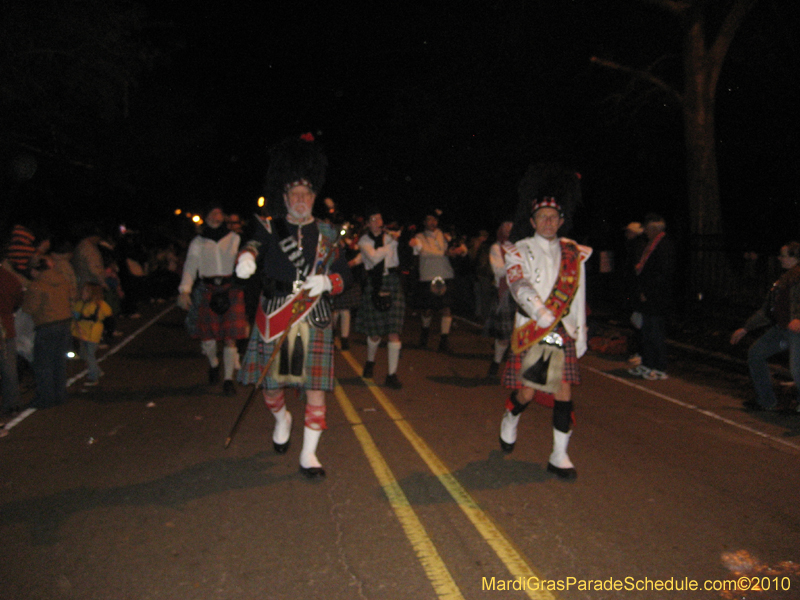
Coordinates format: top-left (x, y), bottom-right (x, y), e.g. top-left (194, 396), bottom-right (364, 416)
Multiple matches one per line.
top-left (5, 0), bottom-right (799, 252)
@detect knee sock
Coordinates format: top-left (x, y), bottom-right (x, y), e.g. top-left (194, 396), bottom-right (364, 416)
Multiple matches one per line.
top-left (367, 337), bottom-right (380, 362)
top-left (340, 310), bottom-right (351, 339)
top-left (222, 346), bottom-right (237, 380)
top-left (553, 401), bottom-right (574, 433)
top-left (441, 315), bottom-right (453, 335)
top-left (505, 390), bottom-right (530, 415)
top-left (493, 339), bottom-right (509, 363)
top-left (305, 403), bottom-right (327, 431)
top-left (263, 390), bottom-right (286, 414)
top-left (387, 341), bottom-right (401, 375)
top-left (201, 340), bottom-right (219, 367)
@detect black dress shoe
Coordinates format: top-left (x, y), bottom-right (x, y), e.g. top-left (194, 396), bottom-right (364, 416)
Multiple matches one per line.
top-left (299, 465), bottom-right (326, 479)
top-left (222, 380), bottom-right (236, 396)
top-left (384, 374), bottom-right (402, 389)
top-left (499, 436), bottom-right (515, 454)
top-left (208, 365), bottom-right (221, 384)
top-left (547, 463), bottom-right (577, 480)
top-left (340, 338), bottom-right (350, 351)
top-left (362, 361), bottom-right (375, 378)
top-left (273, 440), bottom-right (290, 454)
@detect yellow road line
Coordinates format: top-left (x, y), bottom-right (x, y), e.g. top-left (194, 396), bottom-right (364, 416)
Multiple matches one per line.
top-left (338, 350), bottom-right (558, 600)
top-left (333, 383), bottom-right (465, 600)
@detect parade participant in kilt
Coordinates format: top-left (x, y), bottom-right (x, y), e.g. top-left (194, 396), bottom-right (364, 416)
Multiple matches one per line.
top-left (409, 212), bottom-right (465, 352)
top-left (355, 207), bottom-right (405, 389)
top-left (331, 221), bottom-right (363, 351)
top-left (484, 220), bottom-right (515, 380)
top-left (178, 203), bottom-right (248, 396)
top-left (235, 133), bottom-right (350, 479)
top-left (497, 163), bottom-right (591, 480)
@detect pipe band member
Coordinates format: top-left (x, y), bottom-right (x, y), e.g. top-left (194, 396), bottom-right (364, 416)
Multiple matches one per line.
top-left (498, 163), bottom-right (591, 480)
top-left (236, 133), bottom-right (350, 479)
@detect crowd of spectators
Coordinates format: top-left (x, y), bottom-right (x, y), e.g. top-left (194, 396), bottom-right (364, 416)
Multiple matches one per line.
top-left (0, 219), bottom-right (186, 419)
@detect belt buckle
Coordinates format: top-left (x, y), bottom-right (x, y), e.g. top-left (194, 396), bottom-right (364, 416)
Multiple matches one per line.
top-left (292, 280), bottom-right (304, 294)
top-left (213, 277), bottom-right (224, 285)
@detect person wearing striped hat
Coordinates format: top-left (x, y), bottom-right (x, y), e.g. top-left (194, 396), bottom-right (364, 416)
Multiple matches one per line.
top-left (497, 163), bottom-right (592, 480)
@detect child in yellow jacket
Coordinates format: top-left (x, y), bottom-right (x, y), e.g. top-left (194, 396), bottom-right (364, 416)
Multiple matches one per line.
top-left (72, 283), bottom-right (112, 386)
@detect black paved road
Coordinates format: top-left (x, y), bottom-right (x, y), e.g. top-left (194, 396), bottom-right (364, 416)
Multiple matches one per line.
top-left (2, 304), bottom-right (799, 600)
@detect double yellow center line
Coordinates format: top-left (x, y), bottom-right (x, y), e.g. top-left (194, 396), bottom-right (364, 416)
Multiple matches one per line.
top-left (334, 350), bottom-right (557, 600)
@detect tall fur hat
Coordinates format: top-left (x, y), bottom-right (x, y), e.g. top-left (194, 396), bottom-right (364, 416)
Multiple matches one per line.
top-left (264, 133), bottom-right (328, 218)
top-left (510, 162), bottom-right (582, 242)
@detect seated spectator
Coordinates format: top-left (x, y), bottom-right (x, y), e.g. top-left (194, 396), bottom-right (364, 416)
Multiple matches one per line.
top-left (731, 241), bottom-right (800, 412)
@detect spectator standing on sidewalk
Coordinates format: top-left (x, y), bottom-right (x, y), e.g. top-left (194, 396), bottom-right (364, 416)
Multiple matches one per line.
top-left (628, 214), bottom-right (675, 381)
top-left (22, 237), bottom-right (78, 409)
top-left (731, 241), bottom-right (800, 412)
top-left (71, 282), bottom-right (112, 387)
top-left (0, 259), bottom-right (25, 416)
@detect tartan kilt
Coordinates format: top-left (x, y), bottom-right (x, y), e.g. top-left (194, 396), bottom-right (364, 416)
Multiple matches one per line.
top-left (414, 278), bottom-right (453, 311)
top-left (483, 289), bottom-right (515, 341)
top-left (192, 283), bottom-right (249, 341)
top-left (355, 272), bottom-right (405, 336)
top-left (238, 321), bottom-right (335, 391)
top-left (332, 279), bottom-right (362, 310)
top-left (502, 324), bottom-right (580, 389)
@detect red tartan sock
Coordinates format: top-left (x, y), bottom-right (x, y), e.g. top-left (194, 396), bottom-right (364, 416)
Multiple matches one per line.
top-left (263, 390), bottom-right (285, 413)
top-left (305, 404), bottom-right (327, 431)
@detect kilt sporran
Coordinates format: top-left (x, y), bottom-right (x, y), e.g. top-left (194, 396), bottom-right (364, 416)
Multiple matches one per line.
top-left (520, 332), bottom-right (565, 393)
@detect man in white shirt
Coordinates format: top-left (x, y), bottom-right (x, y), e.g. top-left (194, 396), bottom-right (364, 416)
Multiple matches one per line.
top-left (178, 204), bottom-right (248, 395)
top-left (409, 213), bottom-right (466, 352)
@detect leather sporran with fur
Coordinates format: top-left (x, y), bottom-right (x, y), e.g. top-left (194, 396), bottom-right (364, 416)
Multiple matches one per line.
top-left (520, 337), bottom-right (565, 393)
top-left (270, 321), bottom-right (310, 384)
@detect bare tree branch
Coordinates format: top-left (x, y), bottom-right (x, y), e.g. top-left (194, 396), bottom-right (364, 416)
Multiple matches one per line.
top-left (590, 56), bottom-right (684, 104)
top-left (707, 0), bottom-right (759, 96)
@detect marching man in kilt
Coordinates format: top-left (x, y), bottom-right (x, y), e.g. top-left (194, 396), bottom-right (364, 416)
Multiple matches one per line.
top-left (355, 207), bottom-right (405, 389)
top-left (498, 163), bottom-right (591, 480)
top-left (235, 134), bottom-right (350, 479)
top-left (178, 203), bottom-right (249, 396)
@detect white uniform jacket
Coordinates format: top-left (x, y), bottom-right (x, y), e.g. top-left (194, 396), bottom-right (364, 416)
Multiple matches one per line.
top-left (503, 233), bottom-right (592, 357)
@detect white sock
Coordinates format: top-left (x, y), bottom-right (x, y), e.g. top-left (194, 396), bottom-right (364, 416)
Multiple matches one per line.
top-left (222, 346), bottom-right (237, 380)
top-left (200, 340), bottom-right (219, 367)
top-left (500, 410), bottom-right (520, 444)
top-left (387, 341), bottom-right (401, 375)
top-left (272, 406), bottom-right (291, 445)
top-left (340, 310), bottom-right (351, 338)
top-left (300, 426), bottom-right (323, 469)
top-left (441, 315), bottom-right (453, 335)
top-left (367, 337), bottom-right (380, 362)
top-left (493, 339), bottom-right (509, 363)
